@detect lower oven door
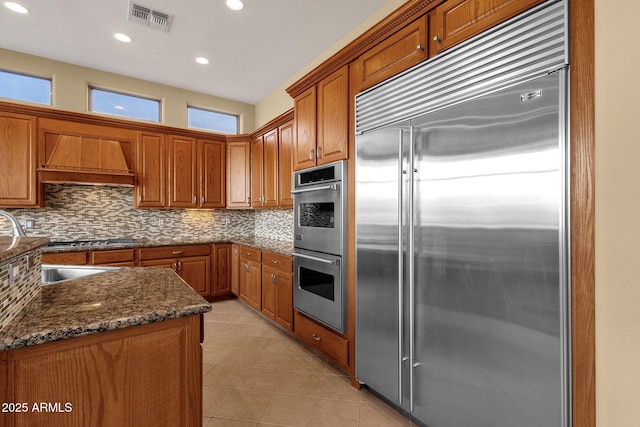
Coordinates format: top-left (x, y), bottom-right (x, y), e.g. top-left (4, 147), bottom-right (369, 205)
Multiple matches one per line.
top-left (292, 249), bottom-right (345, 333)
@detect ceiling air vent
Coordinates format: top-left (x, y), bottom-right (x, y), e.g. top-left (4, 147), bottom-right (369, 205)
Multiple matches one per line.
top-left (128, 2), bottom-right (172, 32)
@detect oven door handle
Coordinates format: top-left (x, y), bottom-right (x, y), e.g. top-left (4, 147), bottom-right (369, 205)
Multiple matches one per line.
top-left (292, 251), bottom-right (338, 265)
top-left (290, 184), bottom-right (337, 194)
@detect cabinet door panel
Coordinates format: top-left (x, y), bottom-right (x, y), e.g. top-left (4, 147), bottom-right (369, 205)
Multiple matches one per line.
top-left (263, 129), bottom-right (279, 207)
top-left (317, 66), bottom-right (349, 165)
top-left (261, 265), bottom-right (278, 321)
top-left (212, 244), bottom-right (231, 296)
top-left (357, 17), bottom-right (428, 91)
top-left (251, 136), bottom-right (264, 207)
top-left (278, 120), bottom-right (294, 207)
top-left (135, 132), bottom-right (166, 208)
top-left (275, 271), bottom-right (293, 331)
top-left (199, 140), bottom-right (226, 208)
top-left (0, 112), bottom-right (39, 207)
top-left (231, 244), bottom-right (240, 296)
top-left (226, 141), bottom-right (251, 208)
top-left (179, 256), bottom-right (210, 296)
top-left (429, 0), bottom-right (544, 55)
top-left (293, 87), bottom-right (317, 171)
top-left (168, 136), bottom-right (197, 208)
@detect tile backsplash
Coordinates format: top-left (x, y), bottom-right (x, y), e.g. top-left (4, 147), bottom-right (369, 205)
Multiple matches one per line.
top-left (1, 184), bottom-right (293, 242)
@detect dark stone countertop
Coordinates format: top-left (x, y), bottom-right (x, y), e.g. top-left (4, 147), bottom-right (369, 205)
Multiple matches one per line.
top-left (0, 267), bottom-right (211, 352)
top-left (0, 236), bottom-right (50, 264)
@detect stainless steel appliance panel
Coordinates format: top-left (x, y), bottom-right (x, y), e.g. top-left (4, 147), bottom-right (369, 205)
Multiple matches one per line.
top-left (411, 72), bottom-right (566, 426)
top-left (355, 124), bottom-right (411, 409)
top-left (293, 249), bottom-right (345, 333)
top-left (292, 161), bottom-right (346, 256)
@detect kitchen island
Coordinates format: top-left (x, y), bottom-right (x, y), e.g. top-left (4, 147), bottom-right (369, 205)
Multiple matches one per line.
top-left (0, 239), bottom-right (211, 427)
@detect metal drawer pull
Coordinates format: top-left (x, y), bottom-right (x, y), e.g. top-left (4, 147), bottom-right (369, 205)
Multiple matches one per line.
top-left (172, 250), bottom-right (183, 255)
top-left (417, 43), bottom-right (425, 51)
top-left (312, 334), bottom-right (321, 342)
top-left (290, 184), bottom-right (337, 194)
top-left (433, 35), bottom-right (441, 42)
top-left (292, 252), bottom-right (337, 265)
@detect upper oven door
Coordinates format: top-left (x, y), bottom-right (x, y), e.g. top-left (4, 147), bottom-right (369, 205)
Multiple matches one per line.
top-left (292, 181), bottom-right (344, 256)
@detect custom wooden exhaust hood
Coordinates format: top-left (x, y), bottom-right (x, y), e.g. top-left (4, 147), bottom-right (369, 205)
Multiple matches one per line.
top-left (38, 119), bottom-right (135, 186)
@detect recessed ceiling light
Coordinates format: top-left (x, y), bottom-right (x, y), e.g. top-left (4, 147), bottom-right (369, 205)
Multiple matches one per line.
top-left (195, 57), bottom-right (210, 65)
top-left (4, 2), bottom-right (28, 14)
top-left (226, 0), bottom-right (244, 11)
top-left (114, 33), bottom-right (132, 43)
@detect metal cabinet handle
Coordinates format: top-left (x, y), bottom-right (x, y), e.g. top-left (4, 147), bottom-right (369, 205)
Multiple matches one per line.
top-left (433, 35), bottom-right (441, 42)
top-left (245, 263), bottom-right (250, 272)
top-left (290, 184), bottom-right (337, 194)
top-left (417, 43), bottom-right (425, 51)
top-left (271, 273), bottom-right (277, 284)
top-left (316, 146), bottom-right (323, 159)
top-left (172, 250), bottom-right (183, 255)
top-left (309, 149), bottom-right (314, 161)
top-left (193, 196), bottom-right (197, 204)
top-left (172, 262), bottom-right (177, 271)
top-left (177, 261), bottom-right (182, 271)
top-left (312, 334), bottom-right (321, 342)
top-left (272, 259), bottom-right (279, 264)
top-left (201, 196), bottom-right (205, 204)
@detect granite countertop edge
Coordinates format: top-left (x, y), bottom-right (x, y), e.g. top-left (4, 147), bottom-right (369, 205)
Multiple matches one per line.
top-left (0, 303), bottom-right (210, 352)
top-left (0, 236), bottom-right (50, 264)
top-left (0, 268), bottom-right (212, 352)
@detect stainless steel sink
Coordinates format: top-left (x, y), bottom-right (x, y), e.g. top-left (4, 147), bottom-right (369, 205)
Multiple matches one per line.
top-left (42, 264), bottom-right (120, 285)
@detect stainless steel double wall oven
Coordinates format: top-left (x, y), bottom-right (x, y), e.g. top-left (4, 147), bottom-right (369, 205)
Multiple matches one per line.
top-left (291, 161), bottom-right (347, 333)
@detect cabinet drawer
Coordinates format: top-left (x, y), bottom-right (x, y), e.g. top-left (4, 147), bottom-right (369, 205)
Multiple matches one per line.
top-left (262, 251), bottom-right (292, 272)
top-left (41, 251), bottom-right (88, 265)
top-left (239, 245), bottom-right (261, 262)
top-left (429, 0), bottom-right (544, 55)
top-left (294, 311), bottom-right (348, 368)
top-left (138, 245), bottom-right (210, 261)
top-left (90, 249), bottom-right (135, 265)
top-left (357, 16), bottom-right (428, 91)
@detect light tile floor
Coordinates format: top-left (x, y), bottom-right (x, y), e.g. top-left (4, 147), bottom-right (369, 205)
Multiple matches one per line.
top-left (202, 299), bottom-right (415, 427)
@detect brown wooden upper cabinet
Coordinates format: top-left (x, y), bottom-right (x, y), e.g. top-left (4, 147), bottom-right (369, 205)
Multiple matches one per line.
top-left (168, 135), bottom-right (198, 208)
top-left (277, 120), bottom-right (294, 207)
top-left (137, 134), bottom-right (225, 209)
top-left (356, 16), bottom-right (428, 92)
top-left (0, 112), bottom-right (41, 208)
top-left (429, 0), bottom-right (545, 55)
top-left (198, 139), bottom-right (226, 208)
top-left (251, 130), bottom-right (279, 208)
top-left (226, 139), bottom-right (251, 208)
top-left (135, 131), bottom-right (166, 208)
top-left (293, 65), bottom-right (349, 171)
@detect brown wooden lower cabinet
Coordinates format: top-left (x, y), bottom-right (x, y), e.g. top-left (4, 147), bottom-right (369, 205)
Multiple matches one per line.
top-left (294, 310), bottom-right (349, 370)
top-left (211, 243), bottom-right (231, 296)
top-left (139, 245), bottom-right (211, 297)
top-left (230, 244), bottom-right (240, 296)
top-left (41, 251), bottom-right (88, 265)
top-left (0, 315), bottom-right (203, 427)
top-left (261, 251), bottom-right (293, 331)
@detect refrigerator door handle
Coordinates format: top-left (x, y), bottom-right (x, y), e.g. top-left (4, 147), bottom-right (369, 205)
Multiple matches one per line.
top-left (398, 130), bottom-right (405, 406)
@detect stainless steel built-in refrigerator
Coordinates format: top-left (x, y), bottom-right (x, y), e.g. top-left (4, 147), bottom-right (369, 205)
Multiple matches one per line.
top-left (355, 2), bottom-right (570, 426)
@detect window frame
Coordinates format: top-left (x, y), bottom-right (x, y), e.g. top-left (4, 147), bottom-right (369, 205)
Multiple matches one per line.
top-left (187, 105), bottom-right (239, 134)
top-left (0, 69), bottom-right (52, 105)
top-left (88, 86), bottom-right (162, 122)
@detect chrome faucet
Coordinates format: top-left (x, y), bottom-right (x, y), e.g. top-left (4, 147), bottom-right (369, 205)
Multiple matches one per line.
top-left (0, 210), bottom-right (27, 237)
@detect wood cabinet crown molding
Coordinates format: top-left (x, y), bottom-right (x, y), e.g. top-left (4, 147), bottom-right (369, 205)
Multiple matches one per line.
top-left (286, 0), bottom-right (443, 98)
top-left (0, 101), bottom-right (226, 142)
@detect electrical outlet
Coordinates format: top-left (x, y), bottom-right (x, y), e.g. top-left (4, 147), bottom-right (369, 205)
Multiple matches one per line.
top-left (8, 263), bottom-right (20, 283)
top-left (25, 220), bottom-right (34, 229)
top-left (158, 218), bottom-right (164, 226)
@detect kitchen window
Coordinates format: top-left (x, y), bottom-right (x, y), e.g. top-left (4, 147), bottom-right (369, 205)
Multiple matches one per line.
top-left (89, 87), bottom-right (160, 122)
top-left (187, 106), bottom-right (238, 134)
top-left (0, 70), bottom-right (51, 105)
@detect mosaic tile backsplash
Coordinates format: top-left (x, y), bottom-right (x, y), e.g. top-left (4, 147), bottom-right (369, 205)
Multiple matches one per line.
top-left (1, 184), bottom-right (293, 242)
top-left (0, 250), bottom-right (42, 331)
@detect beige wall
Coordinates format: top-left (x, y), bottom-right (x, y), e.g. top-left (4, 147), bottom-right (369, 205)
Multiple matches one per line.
top-left (595, 0), bottom-right (640, 425)
top-left (0, 48), bottom-right (255, 133)
top-left (254, 0), bottom-right (407, 128)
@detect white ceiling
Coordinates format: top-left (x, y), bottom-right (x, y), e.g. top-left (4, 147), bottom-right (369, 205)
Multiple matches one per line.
top-left (0, 0), bottom-right (389, 104)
